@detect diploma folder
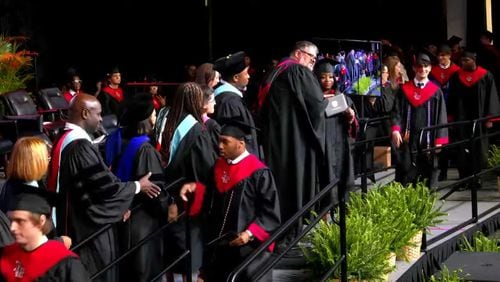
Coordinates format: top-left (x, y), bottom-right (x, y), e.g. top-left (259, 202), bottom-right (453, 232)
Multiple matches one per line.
top-left (325, 94), bottom-right (348, 117)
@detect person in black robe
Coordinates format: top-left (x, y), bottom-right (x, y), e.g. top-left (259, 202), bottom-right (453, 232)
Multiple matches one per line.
top-left (212, 51), bottom-right (259, 156)
top-left (105, 93), bottom-right (173, 282)
top-left (180, 118), bottom-right (281, 282)
top-left (258, 41), bottom-right (327, 249)
top-left (160, 82), bottom-right (218, 280)
top-left (98, 67), bottom-right (124, 117)
top-left (0, 188), bottom-right (89, 281)
top-left (448, 50), bottom-right (500, 189)
top-left (429, 44), bottom-right (461, 181)
top-left (201, 85), bottom-right (221, 154)
top-left (0, 210), bottom-right (13, 248)
top-left (352, 64), bottom-right (396, 178)
top-left (48, 94), bottom-right (161, 282)
top-left (391, 54), bottom-right (449, 188)
top-left (314, 59), bottom-right (358, 207)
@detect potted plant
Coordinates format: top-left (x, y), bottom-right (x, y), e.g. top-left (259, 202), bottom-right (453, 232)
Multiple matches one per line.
top-left (398, 180), bottom-right (447, 261)
top-left (460, 231), bottom-right (500, 252)
top-left (348, 182), bottom-right (419, 262)
top-left (0, 35), bottom-right (33, 117)
top-left (304, 211), bottom-right (394, 281)
top-left (487, 144), bottom-right (500, 192)
top-left (429, 266), bottom-right (468, 282)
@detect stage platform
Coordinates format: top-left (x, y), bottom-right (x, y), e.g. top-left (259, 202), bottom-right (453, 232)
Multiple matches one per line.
top-left (272, 168), bottom-right (500, 282)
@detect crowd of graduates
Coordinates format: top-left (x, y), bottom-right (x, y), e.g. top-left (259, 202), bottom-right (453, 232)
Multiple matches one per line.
top-left (0, 32), bottom-right (499, 282)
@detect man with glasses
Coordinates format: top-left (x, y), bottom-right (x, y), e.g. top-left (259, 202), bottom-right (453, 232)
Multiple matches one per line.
top-left (258, 40), bottom-right (327, 254)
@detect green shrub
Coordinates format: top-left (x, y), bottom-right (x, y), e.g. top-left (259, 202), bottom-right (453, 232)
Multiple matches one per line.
top-left (460, 231), bottom-right (500, 252)
top-left (428, 266), bottom-right (468, 282)
top-left (303, 212), bottom-right (394, 280)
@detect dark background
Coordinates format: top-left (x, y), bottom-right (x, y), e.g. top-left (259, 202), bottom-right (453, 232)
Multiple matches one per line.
top-left (0, 0), bottom-right (495, 91)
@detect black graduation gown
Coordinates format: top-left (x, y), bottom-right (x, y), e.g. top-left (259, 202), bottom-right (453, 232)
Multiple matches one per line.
top-left (0, 241), bottom-right (89, 282)
top-left (0, 211), bottom-right (12, 248)
top-left (111, 140), bottom-right (169, 282)
top-left (352, 84), bottom-right (396, 174)
top-left (320, 95), bottom-right (356, 207)
top-left (392, 81), bottom-right (448, 187)
top-left (259, 62), bottom-right (327, 238)
top-left (33, 257), bottom-right (89, 282)
top-left (204, 118), bottom-right (221, 155)
top-left (202, 155), bottom-right (280, 282)
top-left (57, 139), bottom-right (136, 282)
top-left (213, 91), bottom-right (259, 156)
top-left (448, 67), bottom-right (500, 177)
top-left (164, 120), bottom-right (218, 273)
top-left (98, 88), bottom-right (123, 117)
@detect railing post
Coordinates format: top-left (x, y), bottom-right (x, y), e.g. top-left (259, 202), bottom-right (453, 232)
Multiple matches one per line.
top-left (470, 120), bottom-right (479, 221)
top-left (185, 203), bottom-right (192, 282)
top-left (339, 186), bottom-right (348, 282)
top-left (359, 118), bottom-right (368, 194)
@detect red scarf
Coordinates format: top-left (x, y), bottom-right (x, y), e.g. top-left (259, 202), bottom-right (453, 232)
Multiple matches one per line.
top-left (430, 63), bottom-right (460, 85)
top-left (214, 154), bottom-right (266, 193)
top-left (0, 241), bottom-right (77, 282)
top-left (102, 86), bottom-right (124, 102)
top-left (401, 81), bottom-right (439, 107)
top-left (457, 66), bottom-right (488, 88)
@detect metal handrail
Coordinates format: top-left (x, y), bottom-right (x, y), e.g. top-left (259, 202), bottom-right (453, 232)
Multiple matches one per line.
top-left (415, 115), bottom-right (500, 250)
top-left (90, 211), bottom-right (186, 280)
top-left (227, 180), bottom-right (347, 282)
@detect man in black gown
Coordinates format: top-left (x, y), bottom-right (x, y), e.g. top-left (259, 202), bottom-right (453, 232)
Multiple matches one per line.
top-left (48, 94), bottom-right (161, 282)
top-left (0, 188), bottom-right (89, 281)
top-left (213, 51), bottom-right (259, 156)
top-left (180, 118), bottom-right (281, 281)
top-left (448, 50), bottom-right (500, 189)
top-left (258, 41), bottom-right (327, 249)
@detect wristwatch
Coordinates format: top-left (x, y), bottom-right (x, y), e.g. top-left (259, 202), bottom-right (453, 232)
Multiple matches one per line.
top-left (245, 229), bottom-right (254, 241)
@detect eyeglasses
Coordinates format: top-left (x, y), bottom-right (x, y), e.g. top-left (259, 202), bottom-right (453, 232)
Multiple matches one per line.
top-left (299, 49), bottom-right (317, 61)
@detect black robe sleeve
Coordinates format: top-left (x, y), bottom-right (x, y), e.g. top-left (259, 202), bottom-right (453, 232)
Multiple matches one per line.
top-left (59, 139), bottom-right (135, 226)
top-left (248, 169), bottom-right (281, 236)
top-left (37, 256), bottom-right (90, 282)
top-left (0, 211), bottom-right (12, 248)
top-left (134, 142), bottom-right (171, 213)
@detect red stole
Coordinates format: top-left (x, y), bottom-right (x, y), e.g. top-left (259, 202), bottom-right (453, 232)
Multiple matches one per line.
top-left (102, 86), bottom-right (124, 102)
top-left (0, 241), bottom-right (77, 282)
top-left (214, 154), bottom-right (266, 193)
top-left (401, 81), bottom-right (439, 107)
top-left (430, 63), bottom-right (460, 85)
top-left (457, 66), bottom-right (488, 88)
top-left (47, 130), bottom-right (73, 192)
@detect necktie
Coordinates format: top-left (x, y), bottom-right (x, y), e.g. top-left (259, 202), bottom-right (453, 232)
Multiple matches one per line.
top-left (416, 82), bottom-right (424, 88)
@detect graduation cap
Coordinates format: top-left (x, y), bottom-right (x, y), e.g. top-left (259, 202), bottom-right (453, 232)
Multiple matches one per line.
top-left (121, 92), bottom-right (155, 124)
top-left (314, 58), bottom-right (339, 76)
top-left (414, 53), bottom-right (432, 66)
top-left (213, 51), bottom-right (247, 78)
top-left (219, 116), bottom-right (258, 140)
top-left (8, 186), bottom-right (58, 215)
top-left (460, 49), bottom-right (477, 60)
top-left (107, 66), bottom-right (120, 77)
top-left (437, 44), bottom-right (452, 55)
top-left (447, 35), bottom-right (463, 46)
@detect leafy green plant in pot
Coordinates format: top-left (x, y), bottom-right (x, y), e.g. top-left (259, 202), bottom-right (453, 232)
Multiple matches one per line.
top-left (404, 180), bottom-right (446, 231)
top-left (460, 231), bottom-right (500, 252)
top-left (0, 35), bottom-right (33, 117)
top-left (487, 144), bottom-right (500, 191)
top-left (303, 211), bottom-right (394, 281)
top-left (348, 182), bottom-right (419, 260)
